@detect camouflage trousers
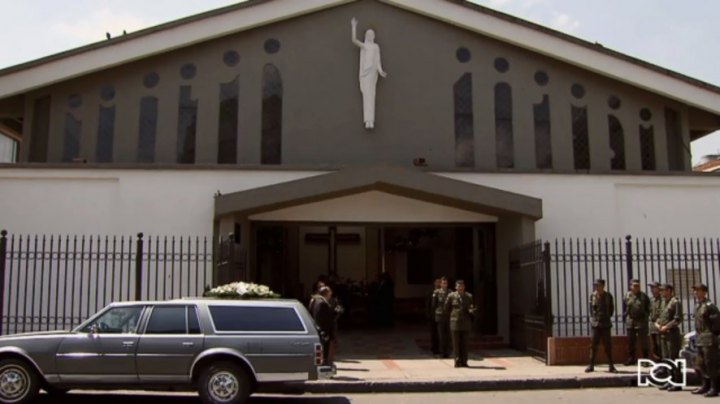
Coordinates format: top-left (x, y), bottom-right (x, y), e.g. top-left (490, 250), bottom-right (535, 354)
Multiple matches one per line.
top-left (697, 344), bottom-right (719, 380)
top-left (660, 328), bottom-right (681, 360)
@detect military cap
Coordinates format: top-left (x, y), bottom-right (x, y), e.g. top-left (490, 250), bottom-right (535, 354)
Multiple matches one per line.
top-left (693, 283), bottom-right (709, 292)
top-left (593, 279), bottom-right (606, 286)
top-left (659, 283), bottom-right (674, 290)
top-left (648, 281), bottom-right (661, 288)
top-left (630, 279), bottom-right (640, 285)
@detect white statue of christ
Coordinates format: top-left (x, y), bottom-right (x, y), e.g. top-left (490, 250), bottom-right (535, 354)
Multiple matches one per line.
top-left (351, 18), bottom-right (387, 129)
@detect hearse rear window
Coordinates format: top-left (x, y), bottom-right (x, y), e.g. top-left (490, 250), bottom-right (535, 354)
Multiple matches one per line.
top-left (209, 306), bottom-right (305, 332)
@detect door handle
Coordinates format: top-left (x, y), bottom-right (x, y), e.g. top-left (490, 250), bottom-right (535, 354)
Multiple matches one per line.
top-left (122, 341), bottom-right (135, 348)
top-left (182, 342), bottom-right (195, 347)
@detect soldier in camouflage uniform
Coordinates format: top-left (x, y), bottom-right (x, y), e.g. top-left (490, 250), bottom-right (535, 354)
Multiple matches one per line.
top-left (445, 280), bottom-right (476, 368)
top-left (623, 279), bottom-right (651, 365)
top-left (691, 283), bottom-right (719, 397)
top-left (586, 279), bottom-right (617, 373)
top-left (655, 283), bottom-right (683, 392)
top-left (647, 281), bottom-right (663, 360)
top-left (431, 277), bottom-right (451, 358)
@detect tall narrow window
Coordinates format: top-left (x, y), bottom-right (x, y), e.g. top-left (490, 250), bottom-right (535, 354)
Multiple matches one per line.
top-left (96, 106), bottom-right (115, 163)
top-left (664, 108), bottom-right (684, 171)
top-left (571, 106), bottom-right (590, 170)
top-left (262, 64), bottom-right (282, 165)
top-left (62, 113), bottom-right (82, 162)
top-left (608, 115), bottom-right (625, 170)
top-left (177, 86), bottom-right (198, 164)
top-left (138, 97), bottom-right (158, 163)
top-left (534, 95), bottom-right (552, 169)
top-left (29, 96), bottom-right (51, 162)
top-left (218, 77), bottom-right (239, 164)
top-left (495, 83), bottom-right (513, 168)
top-left (454, 73), bottom-right (474, 168)
top-left (640, 126), bottom-right (656, 171)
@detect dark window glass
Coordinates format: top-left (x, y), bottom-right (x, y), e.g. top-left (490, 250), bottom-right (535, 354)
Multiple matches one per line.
top-left (29, 96), bottom-right (51, 163)
top-left (180, 63), bottom-right (197, 80)
top-left (218, 77), bottom-right (239, 164)
top-left (534, 71), bottom-right (549, 86)
top-left (534, 94), bottom-right (552, 169)
top-left (224, 50), bottom-right (240, 67)
top-left (571, 84), bottom-right (585, 99)
top-left (665, 108), bottom-right (683, 171)
top-left (262, 64), bottom-right (282, 165)
top-left (143, 72), bottom-right (160, 89)
top-left (264, 39), bottom-right (281, 54)
top-left (454, 73), bottom-right (474, 168)
top-left (138, 97), bottom-right (158, 163)
top-left (495, 82), bottom-right (513, 168)
top-left (188, 306), bottom-right (201, 334)
top-left (571, 106), bottom-right (590, 170)
top-left (640, 125), bottom-right (656, 171)
top-left (608, 96), bottom-right (621, 110)
top-left (608, 115), bottom-right (625, 170)
top-left (68, 94), bottom-right (82, 109)
top-left (146, 306), bottom-right (187, 334)
top-left (83, 306), bottom-right (144, 334)
top-left (62, 113), bottom-right (82, 162)
top-left (177, 85), bottom-right (198, 164)
top-left (100, 85), bottom-right (115, 101)
top-left (494, 57), bottom-right (509, 73)
top-left (456, 47), bottom-right (471, 63)
top-left (209, 306), bottom-right (304, 332)
top-left (640, 108), bottom-right (652, 122)
top-left (96, 106), bottom-right (115, 163)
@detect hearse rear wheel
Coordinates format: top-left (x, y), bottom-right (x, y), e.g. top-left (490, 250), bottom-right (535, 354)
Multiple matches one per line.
top-left (198, 361), bottom-right (251, 404)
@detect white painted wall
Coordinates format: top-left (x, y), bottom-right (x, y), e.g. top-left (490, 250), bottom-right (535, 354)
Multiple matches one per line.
top-left (0, 135), bottom-right (16, 163)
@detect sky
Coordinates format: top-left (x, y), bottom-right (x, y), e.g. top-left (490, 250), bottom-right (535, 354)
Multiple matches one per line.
top-left (1, 0), bottom-right (719, 163)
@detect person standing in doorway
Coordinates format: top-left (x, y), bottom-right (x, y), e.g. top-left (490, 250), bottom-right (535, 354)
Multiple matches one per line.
top-left (311, 286), bottom-right (336, 366)
top-left (428, 278), bottom-right (441, 356)
top-left (586, 279), bottom-right (617, 373)
top-left (655, 283), bottom-right (683, 391)
top-left (432, 277), bottom-right (452, 358)
top-left (623, 279), bottom-right (650, 365)
top-left (445, 280), bottom-right (476, 367)
top-left (648, 281), bottom-right (663, 360)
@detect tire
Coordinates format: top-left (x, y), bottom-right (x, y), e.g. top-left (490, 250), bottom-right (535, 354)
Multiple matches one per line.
top-left (197, 361), bottom-right (251, 404)
top-left (0, 359), bottom-right (39, 404)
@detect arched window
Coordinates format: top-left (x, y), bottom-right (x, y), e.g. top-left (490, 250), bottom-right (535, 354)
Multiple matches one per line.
top-left (534, 95), bottom-right (552, 169)
top-left (96, 105), bottom-right (115, 163)
top-left (218, 76), bottom-right (239, 164)
top-left (62, 113), bottom-right (82, 162)
top-left (495, 83), bottom-right (513, 168)
top-left (454, 73), bottom-right (474, 167)
top-left (262, 64), bottom-right (282, 165)
top-left (177, 86), bottom-right (198, 164)
top-left (640, 126), bottom-right (656, 171)
top-left (138, 96), bottom-right (158, 163)
top-left (608, 115), bottom-right (625, 170)
top-left (571, 106), bottom-right (590, 170)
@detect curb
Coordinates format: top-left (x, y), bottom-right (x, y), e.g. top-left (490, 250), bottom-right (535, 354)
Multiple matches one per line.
top-left (303, 375), bottom-right (640, 393)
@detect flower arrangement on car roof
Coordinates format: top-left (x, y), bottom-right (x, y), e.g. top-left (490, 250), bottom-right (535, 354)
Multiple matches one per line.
top-left (204, 281), bottom-right (281, 299)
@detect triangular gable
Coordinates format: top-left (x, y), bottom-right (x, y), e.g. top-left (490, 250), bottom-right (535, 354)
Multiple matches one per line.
top-left (0, 0), bottom-right (719, 116)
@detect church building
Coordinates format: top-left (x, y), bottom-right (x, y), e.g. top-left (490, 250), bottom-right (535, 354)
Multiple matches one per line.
top-left (1, 0), bottom-right (720, 344)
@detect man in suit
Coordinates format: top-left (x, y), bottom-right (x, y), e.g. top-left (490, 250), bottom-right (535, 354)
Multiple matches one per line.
top-left (445, 280), bottom-right (476, 367)
top-left (586, 279), bottom-right (617, 373)
top-left (311, 286), bottom-right (336, 366)
top-left (432, 277), bottom-right (451, 358)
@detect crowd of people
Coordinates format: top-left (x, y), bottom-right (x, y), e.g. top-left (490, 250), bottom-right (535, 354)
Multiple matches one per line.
top-left (588, 278), bottom-right (720, 396)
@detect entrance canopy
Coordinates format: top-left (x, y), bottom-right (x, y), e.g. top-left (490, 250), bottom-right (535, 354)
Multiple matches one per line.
top-left (214, 165), bottom-right (542, 222)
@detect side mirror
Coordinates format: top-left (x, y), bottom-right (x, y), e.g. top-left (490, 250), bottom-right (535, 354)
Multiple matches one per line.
top-left (89, 324), bottom-right (100, 335)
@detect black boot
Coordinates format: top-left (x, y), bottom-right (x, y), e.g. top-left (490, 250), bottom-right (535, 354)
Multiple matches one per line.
top-left (704, 379), bottom-right (718, 397)
top-left (692, 376), bottom-right (710, 395)
top-left (623, 357), bottom-right (635, 366)
top-left (608, 364), bottom-right (618, 373)
top-left (585, 364), bottom-right (594, 373)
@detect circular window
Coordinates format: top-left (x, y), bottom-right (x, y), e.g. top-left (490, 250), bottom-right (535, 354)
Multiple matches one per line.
top-left (180, 63), bottom-right (197, 80)
top-left (494, 57), bottom-right (509, 73)
top-left (224, 50), bottom-right (240, 67)
top-left (640, 108), bottom-right (652, 121)
top-left (456, 47), bottom-right (471, 63)
top-left (68, 94), bottom-right (82, 108)
top-left (534, 71), bottom-right (549, 86)
top-left (143, 72), bottom-right (159, 89)
top-left (571, 84), bottom-right (585, 99)
top-left (264, 39), bottom-right (281, 54)
top-left (100, 85), bottom-right (115, 101)
top-left (607, 96), bottom-right (621, 110)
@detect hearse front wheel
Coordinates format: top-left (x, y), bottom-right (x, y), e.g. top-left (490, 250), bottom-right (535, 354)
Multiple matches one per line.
top-left (198, 361), bottom-right (251, 404)
top-left (0, 359), bottom-right (39, 404)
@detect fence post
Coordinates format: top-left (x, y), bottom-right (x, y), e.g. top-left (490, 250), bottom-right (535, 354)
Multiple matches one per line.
top-left (543, 241), bottom-right (553, 339)
top-left (625, 235), bottom-right (633, 283)
top-left (0, 230), bottom-right (6, 335)
top-left (135, 233), bottom-right (144, 301)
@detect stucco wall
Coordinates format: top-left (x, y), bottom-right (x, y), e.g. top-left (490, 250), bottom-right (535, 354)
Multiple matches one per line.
top-left (20, 0), bottom-right (689, 171)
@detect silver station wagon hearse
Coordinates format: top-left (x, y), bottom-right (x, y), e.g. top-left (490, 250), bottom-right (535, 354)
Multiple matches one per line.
top-left (0, 298), bottom-right (334, 404)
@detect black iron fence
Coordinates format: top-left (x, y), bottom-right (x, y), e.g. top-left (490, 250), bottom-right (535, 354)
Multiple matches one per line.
top-left (0, 230), bottom-right (213, 335)
top-left (551, 236), bottom-right (720, 337)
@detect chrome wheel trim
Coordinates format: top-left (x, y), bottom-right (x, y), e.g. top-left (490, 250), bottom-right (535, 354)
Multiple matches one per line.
top-left (0, 364), bottom-right (30, 403)
top-left (208, 370), bottom-right (240, 403)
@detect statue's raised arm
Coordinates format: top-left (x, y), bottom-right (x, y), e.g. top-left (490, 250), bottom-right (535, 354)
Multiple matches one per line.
top-left (351, 18), bottom-right (363, 48)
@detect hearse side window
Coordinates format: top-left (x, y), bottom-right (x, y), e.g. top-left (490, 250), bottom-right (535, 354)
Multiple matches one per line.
top-left (145, 306), bottom-right (188, 334)
top-left (188, 306), bottom-right (201, 334)
top-left (209, 306), bottom-right (305, 332)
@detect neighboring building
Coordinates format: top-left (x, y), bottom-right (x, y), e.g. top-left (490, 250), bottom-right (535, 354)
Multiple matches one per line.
top-left (694, 154), bottom-right (720, 172)
top-left (1, 0), bottom-right (720, 344)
